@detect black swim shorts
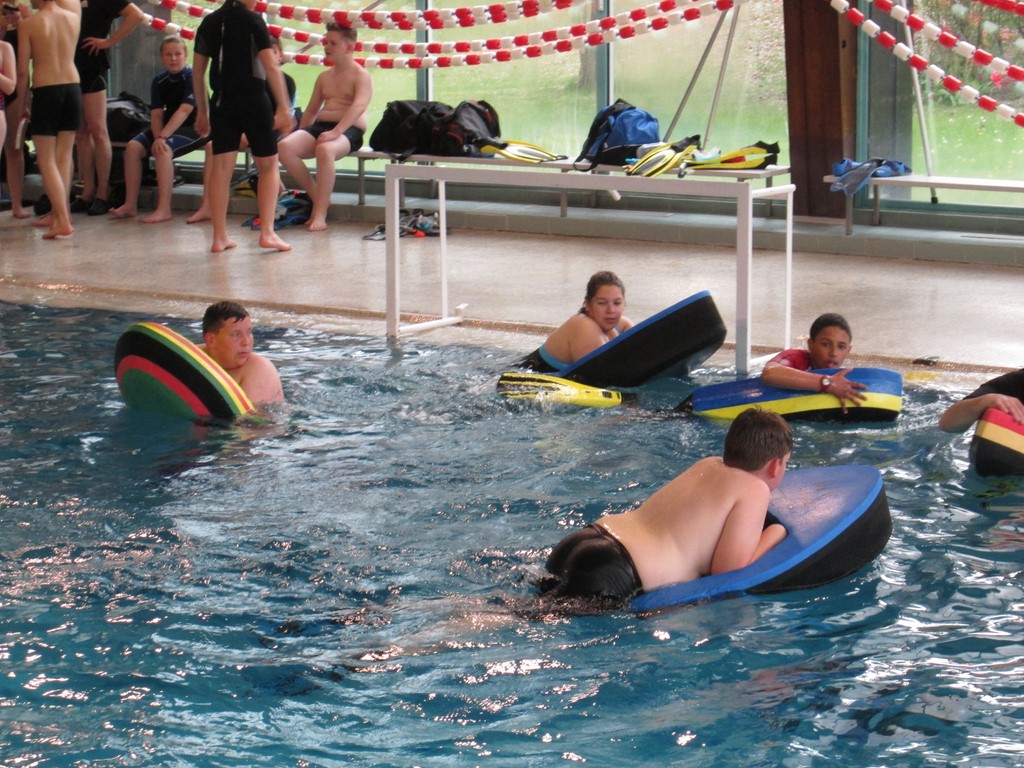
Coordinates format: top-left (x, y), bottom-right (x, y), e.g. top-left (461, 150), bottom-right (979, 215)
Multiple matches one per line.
top-left (30, 84), bottom-right (82, 136)
top-left (302, 121), bottom-right (365, 152)
top-left (78, 67), bottom-right (108, 95)
top-left (541, 524), bottom-right (642, 601)
top-left (210, 92), bottom-right (276, 157)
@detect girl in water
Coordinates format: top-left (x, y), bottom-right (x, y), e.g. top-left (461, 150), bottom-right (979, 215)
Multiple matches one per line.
top-left (520, 270), bottom-right (634, 372)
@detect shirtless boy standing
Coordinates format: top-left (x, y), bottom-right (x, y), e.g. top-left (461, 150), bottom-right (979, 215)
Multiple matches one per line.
top-left (277, 22), bottom-right (371, 232)
top-left (16, 0), bottom-right (80, 239)
top-left (541, 409), bottom-right (791, 603)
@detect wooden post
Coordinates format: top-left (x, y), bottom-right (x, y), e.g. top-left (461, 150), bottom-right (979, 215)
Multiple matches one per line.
top-left (783, 0), bottom-right (855, 219)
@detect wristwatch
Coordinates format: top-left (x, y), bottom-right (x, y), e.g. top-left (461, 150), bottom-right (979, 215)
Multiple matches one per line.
top-left (819, 375), bottom-right (832, 392)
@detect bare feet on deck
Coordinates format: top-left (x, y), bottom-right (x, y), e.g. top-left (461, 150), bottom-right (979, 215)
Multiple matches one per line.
top-left (142, 210), bottom-right (173, 224)
top-left (42, 224), bottom-right (74, 239)
top-left (109, 205), bottom-right (136, 219)
top-left (210, 237), bottom-right (238, 254)
top-left (31, 213), bottom-right (52, 228)
top-left (307, 216), bottom-right (327, 232)
top-left (259, 232), bottom-right (292, 251)
top-left (186, 208), bottom-right (211, 224)
top-left (11, 208), bottom-right (31, 219)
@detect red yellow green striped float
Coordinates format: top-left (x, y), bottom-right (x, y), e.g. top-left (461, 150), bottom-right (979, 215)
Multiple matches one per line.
top-left (114, 321), bottom-right (254, 422)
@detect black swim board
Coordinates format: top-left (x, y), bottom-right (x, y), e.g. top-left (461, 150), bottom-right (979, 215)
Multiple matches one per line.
top-left (553, 290), bottom-right (726, 388)
top-left (631, 465), bottom-right (892, 611)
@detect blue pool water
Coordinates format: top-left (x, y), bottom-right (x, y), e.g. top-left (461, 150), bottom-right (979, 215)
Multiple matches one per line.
top-left (2, 302), bottom-right (1023, 767)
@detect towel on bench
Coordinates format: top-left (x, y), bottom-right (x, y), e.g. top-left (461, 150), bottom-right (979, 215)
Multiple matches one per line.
top-left (830, 158), bottom-right (911, 196)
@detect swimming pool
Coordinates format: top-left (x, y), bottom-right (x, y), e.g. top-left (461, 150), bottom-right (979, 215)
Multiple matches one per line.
top-left (1, 302), bottom-right (1022, 766)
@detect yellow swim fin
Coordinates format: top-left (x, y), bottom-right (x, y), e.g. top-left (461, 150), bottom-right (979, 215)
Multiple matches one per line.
top-left (476, 139), bottom-right (567, 164)
top-left (680, 141), bottom-right (779, 172)
top-left (626, 135), bottom-right (700, 178)
top-left (497, 371), bottom-right (626, 408)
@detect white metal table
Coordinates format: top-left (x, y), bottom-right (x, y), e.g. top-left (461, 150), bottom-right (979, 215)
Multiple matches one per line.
top-left (384, 162), bottom-right (794, 375)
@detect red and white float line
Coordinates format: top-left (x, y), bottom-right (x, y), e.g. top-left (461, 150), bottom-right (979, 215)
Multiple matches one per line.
top-left (142, 0), bottom-right (742, 66)
top-left (829, 0), bottom-right (1024, 128)
top-left (972, 0), bottom-right (1024, 18)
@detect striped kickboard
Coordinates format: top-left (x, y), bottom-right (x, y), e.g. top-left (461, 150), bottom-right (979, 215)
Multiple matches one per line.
top-left (970, 407), bottom-right (1024, 477)
top-left (114, 321), bottom-right (254, 422)
top-left (689, 368), bottom-right (903, 422)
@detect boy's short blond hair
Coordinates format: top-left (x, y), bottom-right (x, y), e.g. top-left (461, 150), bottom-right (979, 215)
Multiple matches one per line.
top-left (160, 34), bottom-right (187, 53)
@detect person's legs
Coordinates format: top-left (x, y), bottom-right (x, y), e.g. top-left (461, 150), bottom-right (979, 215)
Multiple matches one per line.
top-left (144, 142), bottom-right (177, 224)
top-left (276, 130), bottom-right (316, 198)
top-left (186, 143), bottom-right (213, 224)
top-left (110, 138), bottom-right (147, 218)
top-left (0, 110), bottom-right (6, 199)
top-left (34, 134), bottom-right (74, 239)
top-left (3, 100), bottom-right (28, 218)
top-left (309, 134), bottom-right (351, 232)
top-left (253, 152), bottom-right (290, 251)
top-left (79, 89), bottom-right (112, 211)
top-left (207, 149), bottom-right (238, 253)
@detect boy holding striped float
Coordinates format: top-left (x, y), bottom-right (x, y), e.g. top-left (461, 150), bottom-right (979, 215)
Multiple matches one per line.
top-left (939, 369), bottom-right (1024, 433)
top-left (200, 301), bottom-right (284, 406)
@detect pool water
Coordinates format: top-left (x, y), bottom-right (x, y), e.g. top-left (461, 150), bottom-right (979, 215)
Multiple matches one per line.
top-left (1, 302), bottom-right (1023, 767)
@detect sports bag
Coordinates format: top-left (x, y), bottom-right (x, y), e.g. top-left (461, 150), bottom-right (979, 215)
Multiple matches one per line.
top-left (106, 91), bottom-right (150, 143)
top-left (574, 99), bottom-right (661, 171)
top-left (428, 99), bottom-right (501, 156)
top-left (369, 100), bottom-right (453, 159)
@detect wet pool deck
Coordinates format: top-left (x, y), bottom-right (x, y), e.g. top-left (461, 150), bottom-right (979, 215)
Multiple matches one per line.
top-left (2, 182), bottom-right (1022, 390)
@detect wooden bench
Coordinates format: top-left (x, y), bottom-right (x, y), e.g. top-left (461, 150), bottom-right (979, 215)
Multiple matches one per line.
top-left (824, 173), bottom-right (1024, 235)
top-left (353, 148), bottom-right (790, 217)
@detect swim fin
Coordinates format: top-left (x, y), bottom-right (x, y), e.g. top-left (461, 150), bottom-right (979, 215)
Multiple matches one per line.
top-left (626, 135), bottom-right (701, 178)
top-left (497, 371), bottom-right (626, 408)
top-left (475, 138), bottom-right (567, 164)
top-left (678, 141), bottom-right (780, 175)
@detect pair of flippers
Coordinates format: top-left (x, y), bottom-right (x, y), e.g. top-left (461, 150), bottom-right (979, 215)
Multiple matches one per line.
top-left (627, 138), bottom-right (779, 178)
top-left (474, 138), bottom-right (567, 164)
top-left (626, 135), bottom-right (702, 178)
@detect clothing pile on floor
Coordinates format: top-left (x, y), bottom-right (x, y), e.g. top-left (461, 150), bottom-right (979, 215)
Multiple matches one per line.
top-left (363, 208), bottom-right (446, 240)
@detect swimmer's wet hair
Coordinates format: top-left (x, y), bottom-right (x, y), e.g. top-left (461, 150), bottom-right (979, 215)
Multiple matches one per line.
top-left (722, 408), bottom-right (792, 471)
top-left (810, 312), bottom-right (852, 341)
top-left (203, 301), bottom-right (249, 335)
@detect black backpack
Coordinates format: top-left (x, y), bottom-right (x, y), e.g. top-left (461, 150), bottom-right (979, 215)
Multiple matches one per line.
top-left (573, 98), bottom-right (661, 171)
top-left (428, 100), bottom-right (502, 156)
top-left (106, 91), bottom-right (150, 143)
top-left (369, 100), bottom-right (453, 159)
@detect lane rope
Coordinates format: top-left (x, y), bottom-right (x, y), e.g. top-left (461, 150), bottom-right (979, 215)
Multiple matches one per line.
top-left (828, 0), bottom-right (1024, 128)
top-left (142, 0), bottom-right (743, 68)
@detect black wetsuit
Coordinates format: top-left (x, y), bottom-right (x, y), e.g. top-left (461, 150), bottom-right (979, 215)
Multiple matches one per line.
top-left (76, 0), bottom-right (130, 93)
top-left (194, 0), bottom-right (277, 156)
top-left (963, 369), bottom-right (1024, 403)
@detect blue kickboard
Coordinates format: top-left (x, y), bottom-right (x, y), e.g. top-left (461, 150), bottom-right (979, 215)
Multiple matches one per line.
top-left (631, 465), bottom-right (891, 612)
top-left (690, 367), bottom-right (904, 421)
